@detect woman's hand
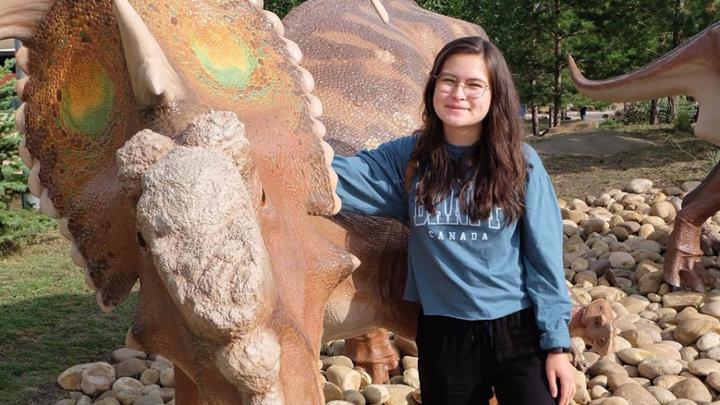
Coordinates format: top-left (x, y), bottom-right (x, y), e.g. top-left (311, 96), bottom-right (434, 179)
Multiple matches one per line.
top-left (546, 352), bottom-right (576, 405)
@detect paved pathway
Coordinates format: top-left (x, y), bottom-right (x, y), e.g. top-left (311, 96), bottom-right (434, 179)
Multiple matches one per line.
top-left (531, 129), bottom-right (657, 156)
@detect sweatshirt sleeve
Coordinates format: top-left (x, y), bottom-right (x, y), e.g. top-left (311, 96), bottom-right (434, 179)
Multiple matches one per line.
top-left (331, 136), bottom-right (414, 221)
top-left (521, 145), bottom-right (572, 350)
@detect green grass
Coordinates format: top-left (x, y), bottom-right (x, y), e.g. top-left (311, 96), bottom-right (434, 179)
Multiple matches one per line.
top-left (0, 233), bottom-right (136, 405)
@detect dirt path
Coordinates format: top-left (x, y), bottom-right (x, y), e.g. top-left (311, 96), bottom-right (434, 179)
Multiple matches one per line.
top-left (529, 125), bottom-right (714, 199)
top-left (531, 129), bottom-right (657, 156)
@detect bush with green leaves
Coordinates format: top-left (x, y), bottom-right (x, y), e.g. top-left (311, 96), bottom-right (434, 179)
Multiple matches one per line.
top-left (599, 118), bottom-right (623, 129)
top-left (0, 59), bottom-right (55, 253)
top-left (615, 101), bottom-right (651, 125)
top-left (0, 59), bottom-right (16, 110)
top-left (0, 124), bottom-right (27, 207)
top-left (674, 98), bottom-right (696, 133)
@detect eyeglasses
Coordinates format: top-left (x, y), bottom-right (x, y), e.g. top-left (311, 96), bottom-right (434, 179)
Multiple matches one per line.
top-left (434, 73), bottom-right (489, 99)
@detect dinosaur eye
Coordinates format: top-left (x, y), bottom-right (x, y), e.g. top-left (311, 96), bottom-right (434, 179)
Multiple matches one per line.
top-left (136, 232), bottom-right (148, 251)
top-left (261, 189), bottom-right (267, 206)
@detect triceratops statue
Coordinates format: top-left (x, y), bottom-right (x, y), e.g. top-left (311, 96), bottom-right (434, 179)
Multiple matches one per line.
top-left (0, 0), bottom-right (486, 402)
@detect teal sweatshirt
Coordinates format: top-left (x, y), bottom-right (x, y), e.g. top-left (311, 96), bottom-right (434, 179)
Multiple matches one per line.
top-left (331, 134), bottom-right (571, 350)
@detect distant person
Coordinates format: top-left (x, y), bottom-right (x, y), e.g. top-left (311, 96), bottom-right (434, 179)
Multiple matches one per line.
top-left (579, 106), bottom-right (587, 120)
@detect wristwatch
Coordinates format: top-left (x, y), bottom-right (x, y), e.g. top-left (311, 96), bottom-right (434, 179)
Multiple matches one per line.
top-left (547, 347), bottom-right (570, 354)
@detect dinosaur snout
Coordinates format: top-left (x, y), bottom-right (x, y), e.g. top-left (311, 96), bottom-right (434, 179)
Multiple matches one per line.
top-left (593, 332), bottom-right (613, 356)
top-left (117, 111), bottom-right (273, 337)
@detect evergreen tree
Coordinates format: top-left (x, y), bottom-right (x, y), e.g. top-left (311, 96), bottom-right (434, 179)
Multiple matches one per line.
top-left (265, 0), bottom-right (306, 18)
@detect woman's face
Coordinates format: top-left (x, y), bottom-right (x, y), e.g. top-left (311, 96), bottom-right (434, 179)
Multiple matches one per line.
top-left (432, 53), bottom-right (492, 142)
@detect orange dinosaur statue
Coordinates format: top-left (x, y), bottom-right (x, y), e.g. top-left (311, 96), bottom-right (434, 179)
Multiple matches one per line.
top-left (2, 0), bottom-right (614, 401)
top-left (0, 0), bottom-right (483, 402)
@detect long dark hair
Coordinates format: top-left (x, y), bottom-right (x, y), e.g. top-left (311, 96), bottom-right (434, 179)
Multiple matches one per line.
top-left (409, 36), bottom-right (527, 223)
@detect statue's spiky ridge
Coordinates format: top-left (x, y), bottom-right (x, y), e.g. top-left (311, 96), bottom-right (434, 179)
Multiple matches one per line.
top-left (3, 0), bottom-right (358, 402)
top-left (284, 0), bottom-right (487, 155)
top-left (3, 0), bottom-right (499, 402)
top-left (21, 0), bottom-right (145, 310)
top-left (124, 0), bottom-right (340, 215)
top-left (3, 0), bottom-right (342, 311)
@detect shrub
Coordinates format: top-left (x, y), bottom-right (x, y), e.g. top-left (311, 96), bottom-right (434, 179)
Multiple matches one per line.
top-left (599, 118), bottom-right (623, 129)
top-left (0, 208), bottom-right (55, 253)
top-left (673, 97), bottom-right (696, 133)
top-left (0, 59), bottom-right (16, 111)
top-left (615, 102), bottom-right (650, 125)
top-left (0, 59), bottom-right (55, 252)
top-left (0, 125), bottom-right (28, 208)
top-left (675, 108), bottom-right (693, 133)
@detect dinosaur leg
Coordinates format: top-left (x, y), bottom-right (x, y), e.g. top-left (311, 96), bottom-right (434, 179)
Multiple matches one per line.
top-left (682, 162), bottom-right (720, 256)
top-left (570, 345), bottom-right (588, 371)
top-left (344, 328), bottom-right (400, 383)
top-left (174, 367), bottom-right (200, 405)
top-left (665, 163), bottom-right (720, 291)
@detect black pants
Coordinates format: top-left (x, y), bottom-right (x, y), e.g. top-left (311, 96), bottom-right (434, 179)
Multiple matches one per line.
top-left (416, 307), bottom-right (557, 405)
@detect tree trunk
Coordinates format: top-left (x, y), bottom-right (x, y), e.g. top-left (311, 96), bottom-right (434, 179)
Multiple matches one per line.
top-left (650, 99), bottom-right (659, 125)
top-left (668, 96), bottom-right (677, 122)
top-left (548, 106), bottom-right (554, 127)
top-left (552, 0), bottom-right (562, 128)
top-left (672, 0), bottom-right (684, 48)
top-left (532, 105), bottom-right (539, 136)
top-left (667, 0), bottom-right (684, 123)
top-left (13, 40), bottom-right (25, 110)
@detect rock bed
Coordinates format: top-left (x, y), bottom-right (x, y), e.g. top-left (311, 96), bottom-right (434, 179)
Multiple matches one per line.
top-left (55, 178), bottom-right (720, 405)
top-left (54, 348), bottom-right (176, 405)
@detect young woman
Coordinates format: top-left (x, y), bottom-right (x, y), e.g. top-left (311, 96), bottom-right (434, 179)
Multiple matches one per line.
top-left (332, 36), bottom-right (575, 405)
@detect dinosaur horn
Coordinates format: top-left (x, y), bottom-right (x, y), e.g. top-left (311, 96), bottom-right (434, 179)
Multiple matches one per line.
top-left (0, 0), bottom-right (55, 40)
top-left (567, 22), bottom-right (720, 102)
top-left (568, 54), bottom-right (691, 102)
top-left (371, 0), bottom-right (390, 24)
top-left (568, 22), bottom-right (720, 145)
top-left (113, 0), bottom-right (185, 106)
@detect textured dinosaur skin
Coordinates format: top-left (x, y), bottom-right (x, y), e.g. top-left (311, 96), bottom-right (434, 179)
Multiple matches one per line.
top-left (288, 1), bottom-right (618, 385)
top-left (568, 298), bottom-right (615, 370)
top-left (284, 0), bottom-right (487, 384)
top-left (569, 22), bottom-right (720, 292)
top-left (3, 0), bottom-right (618, 400)
top-left (4, 0), bottom-right (492, 402)
top-left (8, 0), bottom-right (351, 402)
top-left (12, 0), bottom-right (339, 311)
top-left (283, 0), bottom-right (489, 154)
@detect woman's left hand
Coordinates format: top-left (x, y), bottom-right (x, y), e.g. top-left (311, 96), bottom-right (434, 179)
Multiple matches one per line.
top-left (546, 352), bottom-right (576, 405)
